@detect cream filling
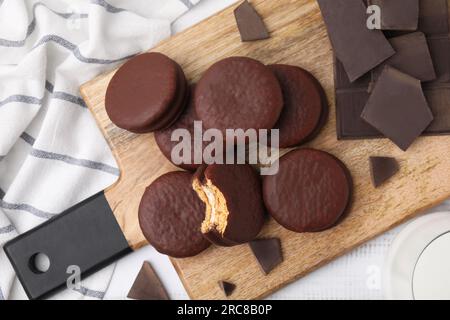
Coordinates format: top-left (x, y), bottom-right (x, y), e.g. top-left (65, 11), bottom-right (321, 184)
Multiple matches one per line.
top-left (202, 185), bottom-right (217, 226)
top-left (193, 177), bottom-right (229, 235)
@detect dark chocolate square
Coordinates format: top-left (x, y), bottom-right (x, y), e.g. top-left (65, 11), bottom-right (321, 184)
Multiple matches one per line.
top-left (336, 90), bottom-right (381, 139)
top-left (318, 0), bottom-right (395, 82)
top-left (334, 57), bottom-right (372, 90)
top-left (361, 66), bottom-right (434, 151)
top-left (368, 0), bottom-right (419, 31)
top-left (372, 32), bottom-right (436, 82)
top-left (336, 86), bottom-right (450, 139)
top-left (418, 0), bottom-right (449, 36)
top-left (425, 36), bottom-right (450, 84)
top-left (334, 0), bottom-right (450, 140)
top-left (249, 238), bottom-right (283, 275)
top-left (127, 262), bottom-right (169, 300)
top-left (369, 157), bottom-right (400, 188)
top-left (424, 87), bottom-right (450, 134)
top-left (218, 281), bottom-right (236, 297)
top-left (234, 0), bottom-right (270, 42)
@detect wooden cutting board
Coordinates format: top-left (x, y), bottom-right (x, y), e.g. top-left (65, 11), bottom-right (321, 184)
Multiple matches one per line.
top-left (80, 0), bottom-right (450, 300)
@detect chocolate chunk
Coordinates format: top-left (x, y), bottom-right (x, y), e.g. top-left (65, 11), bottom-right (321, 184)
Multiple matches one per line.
top-left (336, 87), bottom-right (450, 139)
top-left (419, 0), bottom-right (449, 36)
top-left (234, 0), bottom-right (269, 42)
top-left (336, 54), bottom-right (450, 139)
top-left (361, 66), bottom-right (433, 151)
top-left (336, 90), bottom-right (379, 140)
top-left (249, 238), bottom-right (283, 275)
top-left (218, 281), bottom-right (236, 297)
top-left (318, 0), bottom-right (394, 82)
top-left (424, 88), bottom-right (450, 134)
top-left (369, 157), bottom-right (400, 188)
top-left (335, 0), bottom-right (450, 140)
top-left (372, 32), bottom-right (436, 83)
top-left (368, 0), bottom-right (419, 31)
top-left (192, 164), bottom-right (265, 247)
top-left (127, 262), bottom-right (169, 300)
top-left (334, 57), bottom-right (372, 90)
top-left (425, 36), bottom-right (450, 84)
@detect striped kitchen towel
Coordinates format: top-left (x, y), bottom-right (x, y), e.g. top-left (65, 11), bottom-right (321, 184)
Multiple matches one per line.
top-left (0, 0), bottom-right (200, 300)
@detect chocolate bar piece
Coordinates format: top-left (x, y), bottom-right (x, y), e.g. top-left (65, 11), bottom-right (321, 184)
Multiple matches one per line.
top-left (336, 90), bottom-right (380, 140)
top-left (249, 238), bottom-right (283, 275)
top-left (234, 0), bottom-right (270, 42)
top-left (424, 88), bottom-right (450, 135)
top-left (334, 57), bottom-right (372, 90)
top-left (335, 0), bottom-right (450, 140)
top-left (372, 32), bottom-right (436, 83)
top-left (318, 0), bottom-right (394, 82)
top-left (425, 36), bottom-right (450, 84)
top-left (368, 0), bottom-right (419, 31)
top-left (127, 262), bottom-right (169, 300)
top-left (369, 157), bottom-right (400, 188)
top-left (361, 66), bottom-right (433, 151)
top-left (218, 281), bottom-right (236, 297)
top-left (419, 0), bottom-right (449, 36)
top-left (336, 86), bottom-right (450, 139)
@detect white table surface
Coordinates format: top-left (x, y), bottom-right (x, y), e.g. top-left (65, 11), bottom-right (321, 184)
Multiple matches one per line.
top-left (104, 0), bottom-right (450, 300)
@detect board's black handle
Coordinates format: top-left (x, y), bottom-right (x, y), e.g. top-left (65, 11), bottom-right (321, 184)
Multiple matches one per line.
top-left (3, 192), bottom-right (131, 300)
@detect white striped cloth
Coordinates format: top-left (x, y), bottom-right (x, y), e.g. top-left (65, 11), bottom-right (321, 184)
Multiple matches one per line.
top-left (0, 0), bottom-right (200, 300)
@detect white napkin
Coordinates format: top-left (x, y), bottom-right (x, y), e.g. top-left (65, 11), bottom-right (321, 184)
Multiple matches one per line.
top-left (0, 0), bottom-right (200, 300)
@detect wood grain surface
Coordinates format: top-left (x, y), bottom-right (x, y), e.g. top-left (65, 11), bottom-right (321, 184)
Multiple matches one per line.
top-left (80, 0), bottom-right (450, 300)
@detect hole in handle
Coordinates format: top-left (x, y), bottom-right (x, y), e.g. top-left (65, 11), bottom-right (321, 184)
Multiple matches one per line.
top-left (29, 253), bottom-right (51, 274)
